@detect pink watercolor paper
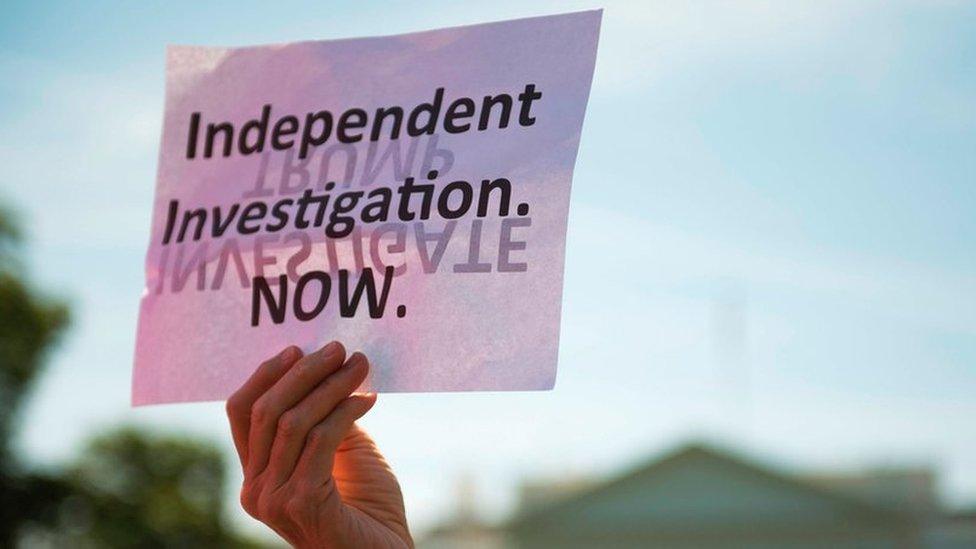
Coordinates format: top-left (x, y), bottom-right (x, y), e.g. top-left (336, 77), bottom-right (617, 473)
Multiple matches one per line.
top-left (132, 11), bottom-right (601, 405)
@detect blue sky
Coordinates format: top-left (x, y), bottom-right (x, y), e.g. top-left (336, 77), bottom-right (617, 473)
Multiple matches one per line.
top-left (2, 0), bottom-right (974, 538)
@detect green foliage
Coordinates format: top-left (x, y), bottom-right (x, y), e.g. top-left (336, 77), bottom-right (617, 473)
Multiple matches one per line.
top-left (0, 270), bottom-right (70, 463)
top-left (0, 203), bottom-right (23, 265)
top-left (0, 205), bottom-right (258, 548)
top-left (0, 204), bottom-right (72, 546)
top-left (0, 204), bottom-right (70, 464)
top-left (25, 428), bottom-right (261, 548)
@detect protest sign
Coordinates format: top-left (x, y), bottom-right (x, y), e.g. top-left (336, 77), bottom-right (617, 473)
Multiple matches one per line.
top-left (132, 10), bottom-right (602, 404)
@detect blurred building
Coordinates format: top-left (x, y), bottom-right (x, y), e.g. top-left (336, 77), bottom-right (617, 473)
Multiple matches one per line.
top-left (419, 443), bottom-right (976, 549)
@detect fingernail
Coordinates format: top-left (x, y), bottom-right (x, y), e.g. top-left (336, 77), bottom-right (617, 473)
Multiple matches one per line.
top-left (280, 346), bottom-right (301, 362)
top-left (321, 341), bottom-right (341, 356)
top-left (347, 352), bottom-right (367, 369)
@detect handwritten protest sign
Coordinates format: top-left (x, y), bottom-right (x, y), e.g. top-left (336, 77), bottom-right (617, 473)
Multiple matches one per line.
top-left (132, 10), bottom-right (602, 405)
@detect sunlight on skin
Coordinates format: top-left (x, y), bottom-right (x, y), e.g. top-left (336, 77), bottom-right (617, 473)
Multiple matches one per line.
top-left (226, 343), bottom-right (412, 548)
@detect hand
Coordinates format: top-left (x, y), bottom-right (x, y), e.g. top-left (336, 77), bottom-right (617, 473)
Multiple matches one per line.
top-left (226, 342), bottom-right (412, 548)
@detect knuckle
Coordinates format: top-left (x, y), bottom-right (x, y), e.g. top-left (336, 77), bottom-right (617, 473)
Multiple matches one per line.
top-left (276, 411), bottom-right (301, 436)
top-left (294, 360), bottom-right (321, 383)
top-left (255, 489), bottom-right (278, 520)
top-left (239, 483), bottom-right (260, 516)
top-left (225, 394), bottom-right (244, 418)
top-left (307, 423), bottom-right (336, 449)
top-left (283, 495), bottom-right (307, 520)
top-left (306, 425), bottom-right (326, 446)
top-left (251, 398), bottom-right (273, 424)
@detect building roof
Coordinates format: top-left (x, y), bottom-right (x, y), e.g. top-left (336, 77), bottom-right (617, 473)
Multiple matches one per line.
top-left (508, 442), bottom-right (917, 541)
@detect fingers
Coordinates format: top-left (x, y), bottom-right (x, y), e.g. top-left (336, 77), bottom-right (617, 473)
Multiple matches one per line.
top-left (246, 341), bottom-right (347, 478)
top-left (293, 391), bottom-right (378, 488)
top-left (264, 352), bottom-right (371, 487)
top-left (226, 345), bottom-right (303, 466)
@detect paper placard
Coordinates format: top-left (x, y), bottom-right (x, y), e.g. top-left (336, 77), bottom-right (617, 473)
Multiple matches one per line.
top-left (132, 10), bottom-right (601, 404)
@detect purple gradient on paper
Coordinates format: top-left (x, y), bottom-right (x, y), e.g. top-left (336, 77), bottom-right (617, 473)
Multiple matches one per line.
top-left (132, 11), bottom-right (601, 405)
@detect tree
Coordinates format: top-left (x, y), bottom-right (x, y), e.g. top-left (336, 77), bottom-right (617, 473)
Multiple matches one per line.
top-left (0, 205), bottom-right (258, 548)
top-left (0, 204), bottom-right (71, 546)
top-left (48, 427), bottom-right (260, 548)
top-left (0, 205), bottom-right (69, 463)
